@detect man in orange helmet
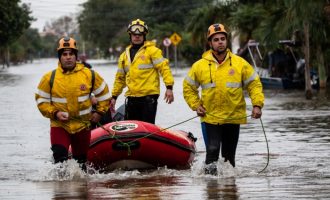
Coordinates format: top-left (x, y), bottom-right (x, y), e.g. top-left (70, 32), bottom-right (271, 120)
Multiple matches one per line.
top-left (110, 19), bottom-right (174, 124)
top-left (183, 24), bottom-right (264, 175)
top-left (35, 37), bottom-right (111, 170)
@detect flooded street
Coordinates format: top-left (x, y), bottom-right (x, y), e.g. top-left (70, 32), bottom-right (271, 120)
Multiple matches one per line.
top-left (1, 58), bottom-right (330, 199)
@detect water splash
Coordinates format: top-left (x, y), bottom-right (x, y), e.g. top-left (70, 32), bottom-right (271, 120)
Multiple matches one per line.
top-left (37, 160), bottom-right (87, 181)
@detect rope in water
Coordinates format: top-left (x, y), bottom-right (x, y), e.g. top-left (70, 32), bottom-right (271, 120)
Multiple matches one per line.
top-left (257, 117), bottom-right (269, 173)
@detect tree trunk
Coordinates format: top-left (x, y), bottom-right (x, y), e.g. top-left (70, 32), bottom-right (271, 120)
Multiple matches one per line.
top-left (303, 21), bottom-right (312, 99)
top-left (316, 45), bottom-right (327, 88)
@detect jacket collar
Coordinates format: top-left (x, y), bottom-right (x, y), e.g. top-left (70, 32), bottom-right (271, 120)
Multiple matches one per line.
top-left (202, 49), bottom-right (231, 64)
top-left (127, 40), bottom-right (155, 50)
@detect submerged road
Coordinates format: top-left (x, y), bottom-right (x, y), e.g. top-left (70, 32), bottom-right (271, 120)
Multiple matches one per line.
top-left (0, 58), bottom-right (330, 199)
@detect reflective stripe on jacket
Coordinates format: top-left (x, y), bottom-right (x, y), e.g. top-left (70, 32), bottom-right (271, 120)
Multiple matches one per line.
top-left (35, 62), bottom-right (111, 134)
top-left (183, 49), bottom-right (264, 125)
top-left (112, 41), bottom-right (174, 97)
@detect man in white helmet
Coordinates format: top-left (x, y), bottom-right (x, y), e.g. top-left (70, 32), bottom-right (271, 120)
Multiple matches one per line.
top-left (110, 19), bottom-right (174, 124)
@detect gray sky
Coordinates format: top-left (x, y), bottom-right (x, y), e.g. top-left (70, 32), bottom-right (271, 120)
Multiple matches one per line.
top-left (20, 0), bottom-right (87, 32)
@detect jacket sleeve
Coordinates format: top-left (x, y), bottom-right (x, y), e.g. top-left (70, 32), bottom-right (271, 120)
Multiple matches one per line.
top-left (93, 71), bottom-right (111, 114)
top-left (111, 52), bottom-right (127, 97)
top-left (35, 72), bottom-right (58, 119)
top-left (242, 61), bottom-right (264, 108)
top-left (151, 47), bottom-right (174, 87)
top-left (183, 64), bottom-right (201, 111)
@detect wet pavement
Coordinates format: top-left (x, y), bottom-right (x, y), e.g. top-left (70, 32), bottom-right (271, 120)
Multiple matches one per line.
top-left (0, 58), bottom-right (330, 199)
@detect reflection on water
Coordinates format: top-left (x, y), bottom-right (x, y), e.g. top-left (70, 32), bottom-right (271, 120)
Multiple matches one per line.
top-left (88, 176), bottom-right (179, 199)
top-left (50, 181), bottom-right (88, 200)
top-left (204, 178), bottom-right (238, 200)
top-left (0, 73), bottom-right (21, 86)
top-left (1, 59), bottom-right (330, 199)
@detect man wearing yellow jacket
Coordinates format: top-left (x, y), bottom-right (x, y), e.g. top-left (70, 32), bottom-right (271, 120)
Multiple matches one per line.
top-left (111, 19), bottom-right (174, 124)
top-left (35, 37), bottom-right (111, 169)
top-left (183, 24), bottom-right (264, 175)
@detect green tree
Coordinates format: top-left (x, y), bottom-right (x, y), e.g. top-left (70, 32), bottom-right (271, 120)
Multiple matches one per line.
top-left (9, 28), bottom-right (42, 63)
top-left (78, 0), bottom-right (139, 53)
top-left (229, 3), bottom-right (269, 46)
top-left (141, 0), bottom-right (213, 37)
top-left (228, 0), bottom-right (329, 96)
top-left (259, 0), bottom-right (328, 95)
top-left (0, 0), bottom-right (33, 66)
top-left (184, 1), bottom-right (235, 64)
top-left (284, 0), bottom-right (329, 96)
top-left (139, 0), bottom-right (214, 66)
top-left (39, 33), bottom-right (58, 58)
top-left (78, 0), bottom-right (212, 59)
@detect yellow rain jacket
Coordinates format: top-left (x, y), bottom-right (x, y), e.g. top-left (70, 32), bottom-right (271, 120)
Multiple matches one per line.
top-left (183, 49), bottom-right (264, 124)
top-left (112, 41), bottom-right (174, 97)
top-left (35, 62), bottom-right (111, 134)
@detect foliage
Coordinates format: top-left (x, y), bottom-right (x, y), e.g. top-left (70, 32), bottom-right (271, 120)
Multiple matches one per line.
top-left (2, 0), bottom-right (329, 83)
top-left (9, 42), bottom-right (25, 64)
top-left (78, 0), bottom-right (139, 53)
top-left (9, 28), bottom-right (42, 63)
top-left (229, 3), bottom-right (268, 45)
top-left (39, 33), bottom-right (59, 58)
top-left (0, 0), bottom-right (33, 48)
top-left (185, 1), bottom-right (236, 64)
top-left (141, 0), bottom-right (213, 30)
top-left (0, 0), bottom-right (34, 65)
top-left (78, 0), bottom-right (213, 59)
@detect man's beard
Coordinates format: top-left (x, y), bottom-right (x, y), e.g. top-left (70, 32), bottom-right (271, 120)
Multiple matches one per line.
top-left (212, 47), bottom-right (226, 55)
top-left (62, 62), bottom-right (75, 71)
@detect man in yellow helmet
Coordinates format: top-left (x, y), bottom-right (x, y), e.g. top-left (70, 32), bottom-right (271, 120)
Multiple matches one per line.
top-left (35, 37), bottom-right (111, 170)
top-left (183, 24), bottom-right (264, 175)
top-left (110, 19), bottom-right (174, 124)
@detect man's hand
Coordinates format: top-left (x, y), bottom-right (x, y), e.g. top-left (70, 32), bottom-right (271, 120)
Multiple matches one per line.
top-left (56, 111), bottom-right (69, 121)
top-left (196, 105), bottom-right (206, 117)
top-left (90, 112), bottom-right (102, 123)
top-left (110, 98), bottom-right (116, 110)
top-left (91, 96), bottom-right (98, 105)
top-left (164, 89), bottom-right (174, 104)
top-left (252, 106), bottom-right (262, 119)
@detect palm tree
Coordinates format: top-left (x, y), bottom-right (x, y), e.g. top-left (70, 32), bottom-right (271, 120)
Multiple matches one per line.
top-left (231, 0), bottom-right (328, 99)
top-left (283, 0), bottom-right (328, 98)
top-left (186, 1), bottom-right (235, 50)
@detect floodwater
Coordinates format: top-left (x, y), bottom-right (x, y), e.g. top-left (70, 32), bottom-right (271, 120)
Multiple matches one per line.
top-left (1, 58), bottom-right (330, 199)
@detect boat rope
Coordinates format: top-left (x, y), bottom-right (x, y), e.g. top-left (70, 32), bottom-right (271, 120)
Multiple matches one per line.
top-left (70, 117), bottom-right (134, 155)
top-left (70, 113), bottom-right (269, 172)
top-left (97, 115), bottom-right (200, 155)
top-left (257, 117), bottom-right (269, 173)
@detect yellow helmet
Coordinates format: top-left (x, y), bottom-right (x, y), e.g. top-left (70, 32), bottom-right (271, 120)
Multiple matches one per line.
top-left (207, 23), bottom-right (227, 40)
top-left (127, 19), bottom-right (149, 35)
top-left (57, 37), bottom-right (78, 51)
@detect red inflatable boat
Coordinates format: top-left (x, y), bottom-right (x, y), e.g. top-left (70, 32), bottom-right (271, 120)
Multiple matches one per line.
top-left (87, 120), bottom-right (197, 171)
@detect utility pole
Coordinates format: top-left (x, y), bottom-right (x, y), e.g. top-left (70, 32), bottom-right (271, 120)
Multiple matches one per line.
top-left (303, 21), bottom-right (312, 100)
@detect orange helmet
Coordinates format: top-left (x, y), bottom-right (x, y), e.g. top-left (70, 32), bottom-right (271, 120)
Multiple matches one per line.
top-left (207, 23), bottom-right (227, 40)
top-left (57, 37), bottom-right (78, 51)
top-left (127, 19), bottom-right (149, 35)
